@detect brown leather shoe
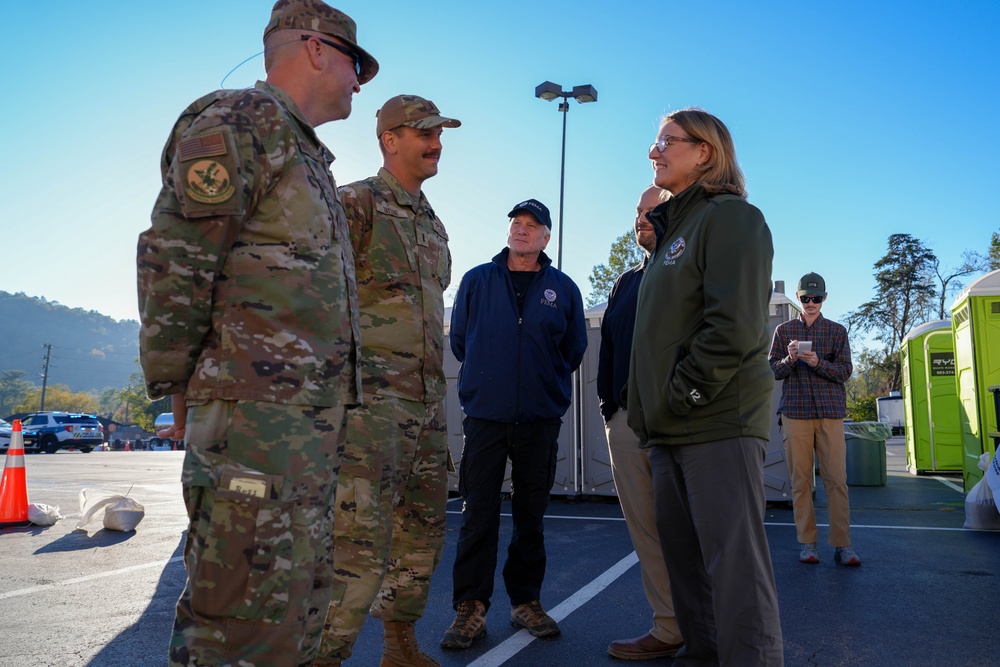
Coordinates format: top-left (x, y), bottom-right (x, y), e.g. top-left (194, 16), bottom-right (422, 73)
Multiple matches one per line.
top-left (607, 633), bottom-right (683, 660)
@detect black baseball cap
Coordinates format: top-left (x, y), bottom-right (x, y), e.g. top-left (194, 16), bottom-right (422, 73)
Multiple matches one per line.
top-left (507, 198), bottom-right (551, 229)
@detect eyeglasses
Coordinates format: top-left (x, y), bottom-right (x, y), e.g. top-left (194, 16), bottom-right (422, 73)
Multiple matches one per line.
top-left (649, 135), bottom-right (701, 153)
top-left (301, 35), bottom-right (361, 77)
top-left (800, 296), bottom-right (824, 304)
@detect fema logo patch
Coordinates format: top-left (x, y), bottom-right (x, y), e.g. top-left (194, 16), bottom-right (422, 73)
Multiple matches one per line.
top-left (544, 289), bottom-right (557, 302)
top-left (665, 237), bottom-right (686, 263)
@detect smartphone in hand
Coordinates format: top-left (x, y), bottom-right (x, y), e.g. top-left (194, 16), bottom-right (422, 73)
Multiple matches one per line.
top-left (797, 341), bottom-right (812, 354)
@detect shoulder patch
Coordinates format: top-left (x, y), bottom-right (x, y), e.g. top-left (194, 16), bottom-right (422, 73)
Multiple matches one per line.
top-left (185, 159), bottom-right (235, 204)
top-left (178, 132), bottom-right (228, 162)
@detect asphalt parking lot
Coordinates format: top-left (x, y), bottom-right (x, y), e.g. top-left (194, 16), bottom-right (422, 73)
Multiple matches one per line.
top-left (0, 438), bottom-right (997, 666)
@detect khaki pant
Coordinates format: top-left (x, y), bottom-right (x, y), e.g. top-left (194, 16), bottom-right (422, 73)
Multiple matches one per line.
top-left (782, 417), bottom-right (852, 547)
top-left (605, 410), bottom-right (681, 645)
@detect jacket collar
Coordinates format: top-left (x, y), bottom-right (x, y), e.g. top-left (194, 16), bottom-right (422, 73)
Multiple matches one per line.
top-left (376, 167), bottom-right (433, 215)
top-left (255, 80), bottom-right (334, 164)
top-left (493, 247), bottom-right (553, 271)
top-left (798, 312), bottom-right (826, 326)
top-left (647, 184), bottom-right (708, 233)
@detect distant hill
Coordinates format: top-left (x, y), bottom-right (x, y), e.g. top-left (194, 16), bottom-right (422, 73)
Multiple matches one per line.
top-left (0, 291), bottom-right (140, 393)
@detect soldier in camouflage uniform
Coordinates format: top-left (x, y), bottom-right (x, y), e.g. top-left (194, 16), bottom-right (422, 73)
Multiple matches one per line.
top-left (136, 2), bottom-right (377, 666)
top-left (315, 95), bottom-right (461, 667)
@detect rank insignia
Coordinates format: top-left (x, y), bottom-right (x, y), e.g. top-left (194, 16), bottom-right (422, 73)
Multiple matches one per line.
top-left (185, 159), bottom-right (235, 204)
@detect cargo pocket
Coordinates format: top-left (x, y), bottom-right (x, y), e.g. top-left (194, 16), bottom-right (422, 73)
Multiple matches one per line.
top-left (189, 466), bottom-right (296, 623)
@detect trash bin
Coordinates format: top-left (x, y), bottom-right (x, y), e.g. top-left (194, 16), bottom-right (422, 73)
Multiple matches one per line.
top-left (844, 422), bottom-right (892, 486)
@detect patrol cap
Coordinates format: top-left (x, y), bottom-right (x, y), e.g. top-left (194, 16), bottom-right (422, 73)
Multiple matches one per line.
top-left (507, 199), bottom-right (552, 229)
top-left (263, 0), bottom-right (379, 84)
top-left (796, 271), bottom-right (827, 298)
top-left (375, 95), bottom-right (462, 137)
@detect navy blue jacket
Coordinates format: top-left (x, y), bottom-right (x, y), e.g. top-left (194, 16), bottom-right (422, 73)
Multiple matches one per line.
top-left (450, 248), bottom-right (587, 423)
top-left (597, 257), bottom-right (646, 423)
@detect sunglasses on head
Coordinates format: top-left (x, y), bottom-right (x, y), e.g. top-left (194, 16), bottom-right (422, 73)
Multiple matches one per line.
top-left (800, 296), bottom-right (824, 304)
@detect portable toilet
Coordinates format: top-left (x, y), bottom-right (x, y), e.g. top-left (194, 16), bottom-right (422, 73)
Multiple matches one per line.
top-left (950, 269), bottom-right (1000, 491)
top-left (900, 320), bottom-right (963, 474)
top-left (764, 283), bottom-right (802, 504)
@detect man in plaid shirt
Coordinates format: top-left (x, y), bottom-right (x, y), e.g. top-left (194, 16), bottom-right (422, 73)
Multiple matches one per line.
top-left (769, 272), bottom-right (861, 566)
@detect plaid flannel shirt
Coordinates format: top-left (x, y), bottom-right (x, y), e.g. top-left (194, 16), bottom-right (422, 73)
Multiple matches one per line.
top-left (769, 313), bottom-right (852, 419)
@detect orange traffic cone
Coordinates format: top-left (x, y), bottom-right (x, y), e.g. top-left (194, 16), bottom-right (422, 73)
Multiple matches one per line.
top-left (0, 420), bottom-right (30, 528)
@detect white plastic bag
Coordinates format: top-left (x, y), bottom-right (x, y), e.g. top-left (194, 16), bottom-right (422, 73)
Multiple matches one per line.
top-left (76, 488), bottom-right (145, 532)
top-left (986, 447), bottom-right (1000, 500)
top-left (964, 453), bottom-right (1000, 530)
top-left (27, 503), bottom-right (63, 526)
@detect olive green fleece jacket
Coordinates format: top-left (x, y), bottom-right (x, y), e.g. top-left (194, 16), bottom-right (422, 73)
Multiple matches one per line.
top-left (625, 184), bottom-right (775, 447)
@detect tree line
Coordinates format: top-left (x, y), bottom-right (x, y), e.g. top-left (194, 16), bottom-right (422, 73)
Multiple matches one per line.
top-left (0, 369), bottom-right (169, 432)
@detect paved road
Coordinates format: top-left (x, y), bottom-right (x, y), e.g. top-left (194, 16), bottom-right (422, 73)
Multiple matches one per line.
top-left (1, 439), bottom-right (997, 666)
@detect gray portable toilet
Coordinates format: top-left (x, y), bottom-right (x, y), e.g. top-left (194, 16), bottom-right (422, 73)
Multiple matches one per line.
top-left (765, 282), bottom-right (801, 503)
top-left (579, 302), bottom-right (615, 495)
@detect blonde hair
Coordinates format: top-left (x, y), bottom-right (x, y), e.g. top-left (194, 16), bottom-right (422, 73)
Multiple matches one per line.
top-left (662, 108), bottom-right (746, 198)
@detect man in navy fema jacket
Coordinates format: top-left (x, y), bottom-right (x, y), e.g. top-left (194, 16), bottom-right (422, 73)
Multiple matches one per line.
top-left (441, 198), bottom-right (587, 650)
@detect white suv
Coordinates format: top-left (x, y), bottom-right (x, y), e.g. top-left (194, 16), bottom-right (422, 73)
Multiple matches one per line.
top-left (147, 412), bottom-right (184, 450)
top-left (21, 412), bottom-right (104, 454)
top-left (0, 418), bottom-right (40, 453)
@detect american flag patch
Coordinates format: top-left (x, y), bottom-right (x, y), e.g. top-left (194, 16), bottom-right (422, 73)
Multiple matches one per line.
top-left (178, 132), bottom-right (227, 161)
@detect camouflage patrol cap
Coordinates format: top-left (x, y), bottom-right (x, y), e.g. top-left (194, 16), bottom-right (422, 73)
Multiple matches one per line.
top-left (796, 271), bottom-right (827, 298)
top-left (264, 0), bottom-right (379, 84)
top-left (375, 95), bottom-right (462, 137)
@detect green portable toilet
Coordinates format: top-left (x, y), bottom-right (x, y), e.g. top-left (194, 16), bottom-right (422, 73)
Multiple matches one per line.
top-left (901, 320), bottom-right (963, 474)
top-left (950, 269), bottom-right (1000, 491)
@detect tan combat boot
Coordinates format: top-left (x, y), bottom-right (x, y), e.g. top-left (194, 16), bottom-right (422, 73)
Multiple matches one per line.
top-left (380, 620), bottom-right (441, 667)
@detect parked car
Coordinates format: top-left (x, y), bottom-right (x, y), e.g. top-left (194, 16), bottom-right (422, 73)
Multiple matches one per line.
top-left (20, 411), bottom-right (104, 454)
top-left (147, 412), bottom-right (184, 450)
top-left (0, 418), bottom-right (40, 453)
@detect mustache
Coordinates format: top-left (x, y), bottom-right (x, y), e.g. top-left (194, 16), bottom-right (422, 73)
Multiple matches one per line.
top-left (423, 151), bottom-right (441, 159)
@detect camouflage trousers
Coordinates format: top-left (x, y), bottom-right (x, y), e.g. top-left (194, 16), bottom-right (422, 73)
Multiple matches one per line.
top-left (316, 394), bottom-right (447, 663)
top-left (169, 399), bottom-right (346, 667)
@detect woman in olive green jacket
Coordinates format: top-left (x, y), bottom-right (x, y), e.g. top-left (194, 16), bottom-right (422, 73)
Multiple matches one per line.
top-left (625, 108), bottom-right (783, 666)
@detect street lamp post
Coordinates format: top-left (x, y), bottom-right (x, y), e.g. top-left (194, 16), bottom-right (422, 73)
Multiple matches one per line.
top-left (534, 81), bottom-right (598, 270)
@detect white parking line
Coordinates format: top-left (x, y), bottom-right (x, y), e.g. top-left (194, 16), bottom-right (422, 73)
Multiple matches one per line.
top-left (765, 521), bottom-right (974, 532)
top-left (931, 475), bottom-right (965, 493)
top-left (0, 556), bottom-right (184, 601)
top-left (465, 552), bottom-right (639, 667)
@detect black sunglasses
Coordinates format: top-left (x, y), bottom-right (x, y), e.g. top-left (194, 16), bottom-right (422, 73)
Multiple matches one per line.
top-left (301, 35), bottom-right (361, 77)
top-left (800, 296), bottom-right (824, 304)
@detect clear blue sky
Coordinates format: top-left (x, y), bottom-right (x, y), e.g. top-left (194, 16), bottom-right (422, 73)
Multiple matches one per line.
top-left (3, 1), bottom-right (998, 349)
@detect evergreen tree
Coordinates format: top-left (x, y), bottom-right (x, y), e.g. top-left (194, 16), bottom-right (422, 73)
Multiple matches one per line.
top-left (846, 234), bottom-right (937, 390)
top-left (586, 229), bottom-right (645, 307)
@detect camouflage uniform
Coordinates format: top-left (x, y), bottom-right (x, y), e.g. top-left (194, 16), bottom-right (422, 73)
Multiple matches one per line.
top-left (137, 80), bottom-right (361, 667)
top-left (318, 167), bottom-right (450, 663)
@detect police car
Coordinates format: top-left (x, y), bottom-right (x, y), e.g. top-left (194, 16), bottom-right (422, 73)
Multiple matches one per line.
top-left (20, 411), bottom-right (104, 454)
top-left (0, 417), bottom-right (40, 453)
